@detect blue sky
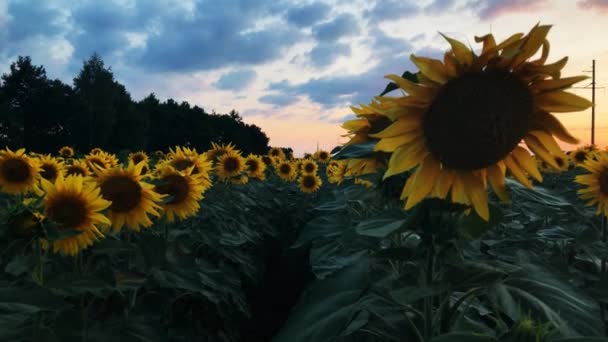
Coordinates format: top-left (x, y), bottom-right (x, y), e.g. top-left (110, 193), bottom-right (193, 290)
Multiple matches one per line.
top-left (0, 0), bottom-right (607, 154)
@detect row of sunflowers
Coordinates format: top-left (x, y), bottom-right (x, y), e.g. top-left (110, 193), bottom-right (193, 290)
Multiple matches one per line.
top-left (0, 144), bottom-right (358, 257)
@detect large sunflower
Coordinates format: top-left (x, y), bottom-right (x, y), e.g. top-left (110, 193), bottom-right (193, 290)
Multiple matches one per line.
top-left (37, 154), bottom-right (65, 182)
top-left (575, 153), bottom-right (608, 216)
top-left (0, 148), bottom-right (41, 194)
top-left (245, 154), bottom-right (267, 180)
top-left (207, 142), bottom-right (237, 163)
top-left (268, 147), bottom-right (286, 160)
top-left (153, 166), bottom-right (208, 222)
top-left (41, 175), bottom-right (111, 256)
top-left (95, 161), bottom-right (164, 232)
top-left (216, 150), bottom-right (245, 180)
top-left (298, 174), bottom-right (322, 193)
top-left (313, 150), bottom-right (331, 163)
top-left (84, 154), bottom-right (111, 172)
top-left (128, 151), bottom-right (149, 166)
top-left (367, 24), bottom-right (591, 220)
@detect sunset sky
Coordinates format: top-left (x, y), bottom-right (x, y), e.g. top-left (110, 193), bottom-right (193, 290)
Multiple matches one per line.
top-left (0, 0), bottom-right (606, 155)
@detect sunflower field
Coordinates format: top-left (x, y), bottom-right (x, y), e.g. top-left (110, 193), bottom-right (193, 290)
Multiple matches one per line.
top-left (3, 24), bottom-right (608, 342)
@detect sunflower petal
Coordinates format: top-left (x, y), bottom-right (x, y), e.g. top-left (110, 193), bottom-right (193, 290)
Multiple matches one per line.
top-left (531, 76), bottom-right (588, 92)
top-left (369, 115), bottom-right (422, 138)
top-left (462, 173), bottom-right (489, 221)
top-left (512, 146), bottom-right (543, 182)
top-left (440, 33), bottom-right (473, 67)
top-left (487, 163), bottom-right (509, 202)
top-left (536, 91), bottom-right (592, 112)
top-left (410, 55), bottom-right (449, 84)
top-left (532, 111), bottom-right (579, 144)
top-left (384, 141), bottom-right (428, 179)
top-left (384, 74), bottom-right (436, 100)
top-left (374, 132), bottom-right (421, 152)
top-left (405, 156), bottom-right (440, 209)
top-left (504, 154), bottom-right (533, 188)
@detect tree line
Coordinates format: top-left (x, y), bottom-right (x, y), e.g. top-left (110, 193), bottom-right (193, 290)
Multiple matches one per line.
top-left (0, 54), bottom-right (270, 155)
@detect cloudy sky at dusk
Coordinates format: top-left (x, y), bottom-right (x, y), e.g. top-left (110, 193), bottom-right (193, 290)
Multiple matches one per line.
top-left (0, 0), bottom-right (606, 155)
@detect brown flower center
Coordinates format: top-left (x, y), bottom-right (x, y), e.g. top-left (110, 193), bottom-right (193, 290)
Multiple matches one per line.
top-left (423, 70), bottom-right (534, 170)
top-left (40, 163), bottom-right (58, 181)
top-left (302, 175), bottom-right (317, 188)
top-left (155, 175), bottom-right (189, 205)
top-left (304, 163), bottom-right (315, 173)
top-left (132, 154), bottom-right (145, 164)
top-left (100, 176), bottom-right (142, 212)
top-left (574, 151), bottom-right (587, 163)
top-left (2, 158), bottom-right (30, 183)
top-left (246, 160), bottom-right (259, 172)
top-left (47, 195), bottom-right (87, 229)
top-left (280, 164), bottom-right (291, 174)
top-left (600, 169), bottom-right (608, 196)
top-left (223, 157), bottom-right (240, 173)
top-left (67, 166), bottom-right (86, 176)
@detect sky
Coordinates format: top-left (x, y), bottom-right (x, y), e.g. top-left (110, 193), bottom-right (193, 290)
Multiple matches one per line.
top-left (0, 0), bottom-right (606, 156)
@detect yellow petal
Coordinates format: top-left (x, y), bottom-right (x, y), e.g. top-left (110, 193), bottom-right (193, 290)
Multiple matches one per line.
top-left (531, 76), bottom-right (588, 93)
top-left (384, 141), bottom-right (428, 179)
top-left (512, 24), bottom-right (552, 68)
top-left (528, 130), bottom-right (566, 158)
top-left (342, 118), bottom-right (370, 132)
top-left (433, 170), bottom-right (454, 199)
top-left (475, 33), bottom-right (497, 56)
top-left (410, 55), bottom-right (449, 84)
top-left (440, 33), bottom-right (473, 67)
top-left (487, 163), bottom-right (509, 202)
top-left (511, 146), bottom-right (542, 182)
top-left (462, 173), bottom-right (489, 221)
top-left (369, 115), bottom-right (422, 138)
top-left (405, 156), bottom-right (440, 209)
top-left (374, 132), bottom-right (421, 152)
top-left (384, 74), bottom-right (436, 100)
top-left (451, 173), bottom-right (469, 204)
top-left (523, 135), bottom-right (559, 169)
top-left (504, 154), bottom-right (533, 188)
top-left (532, 111), bottom-right (579, 144)
top-left (536, 91), bottom-right (592, 113)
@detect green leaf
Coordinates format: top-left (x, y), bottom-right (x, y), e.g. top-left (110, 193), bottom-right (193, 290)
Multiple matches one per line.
top-left (431, 332), bottom-right (497, 342)
top-left (5, 254), bottom-right (34, 276)
top-left (0, 286), bottom-right (67, 313)
top-left (356, 210), bottom-right (409, 238)
top-left (456, 203), bottom-right (503, 239)
top-left (331, 141), bottom-right (377, 160)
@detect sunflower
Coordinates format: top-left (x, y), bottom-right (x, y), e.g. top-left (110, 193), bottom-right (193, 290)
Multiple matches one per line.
top-left (207, 142), bottom-right (237, 163)
top-left (268, 147), bottom-right (286, 160)
top-left (40, 175), bottom-right (111, 256)
top-left (154, 150), bottom-right (165, 159)
top-left (276, 161), bottom-right (297, 181)
top-left (65, 160), bottom-right (90, 177)
top-left (89, 147), bottom-right (103, 155)
top-left (366, 24), bottom-right (591, 220)
top-left (97, 151), bottom-right (119, 167)
top-left (37, 154), bottom-right (65, 182)
top-left (216, 150), bottom-right (245, 180)
top-left (261, 155), bottom-right (274, 166)
top-left (299, 174), bottom-right (322, 193)
top-left (575, 153), bottom-right (608, 216)
top-left (301, 159), bottom-right (318, 175)
top-left (153, 166), bottom-right (208, 222)
top-left (245, 155), bottom-right (267, 180)
top-left (128, 151), bottom-right (149, 165)
top-left (342, 103), bottom-right (393, 146)
top-left (326, 160), bottom-right (347, 184)
top-left (85, 154), bottom-right (111, 172)
top-left (313, 150), bottom-right (330, 163)
top-left (58, 146), bottom-right (74, 158)
top-left (162, 147), bottom-right (213, 177)
top-left (0, 148), bottom-right (41, 194)
top-left (230, 174), bottom-right (249, 185)
top-left (571, 147), bottom-right (590, 166)
top-left (95, 161), bottom-right (164, 232)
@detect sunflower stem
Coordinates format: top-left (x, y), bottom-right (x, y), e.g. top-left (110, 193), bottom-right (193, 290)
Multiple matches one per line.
top-left (424, 241), bottom-right (435, 341)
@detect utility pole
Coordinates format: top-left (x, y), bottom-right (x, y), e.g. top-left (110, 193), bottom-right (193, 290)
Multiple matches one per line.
top-left (576, 60), bottom-right (604, 145)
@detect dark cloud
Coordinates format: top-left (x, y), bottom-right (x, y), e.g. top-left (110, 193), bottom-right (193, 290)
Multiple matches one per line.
top-left (364, 0), bottom-right (420, 21)
top-left (578, 0), bottom-right (608, 13)
top-left (307, 42), bottom-right (351, 67)
top-left (311, 13), bottom-right (360, 42)
top-left (214, 69), bottom-right (257, 90)
top-left (286, 2), bottom-right (331, 27)
top-left (466, 0), bottom-right (549, 19)
top-left (3, 1), bottom-right (66, 52)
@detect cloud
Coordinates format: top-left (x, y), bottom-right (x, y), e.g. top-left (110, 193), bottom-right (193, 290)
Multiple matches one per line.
top-left (364, 0), bottom-right (420, 21)
top-left (286, 2), bottom-right (331, 27)
top-left (258, 94), bottom-right (299, 107)
top-left (424, 0), bottom-right (457, 13)
top-left (578, 0), bottom-right (608, 13)
top-left (214, 69), bottom-right (257, 90)
top-left (312, 13), bottom-right (360, 42)
top-left (466, 0), bottom-right (549, 19)
top-left (306, 42), bottom-right (351, 67)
